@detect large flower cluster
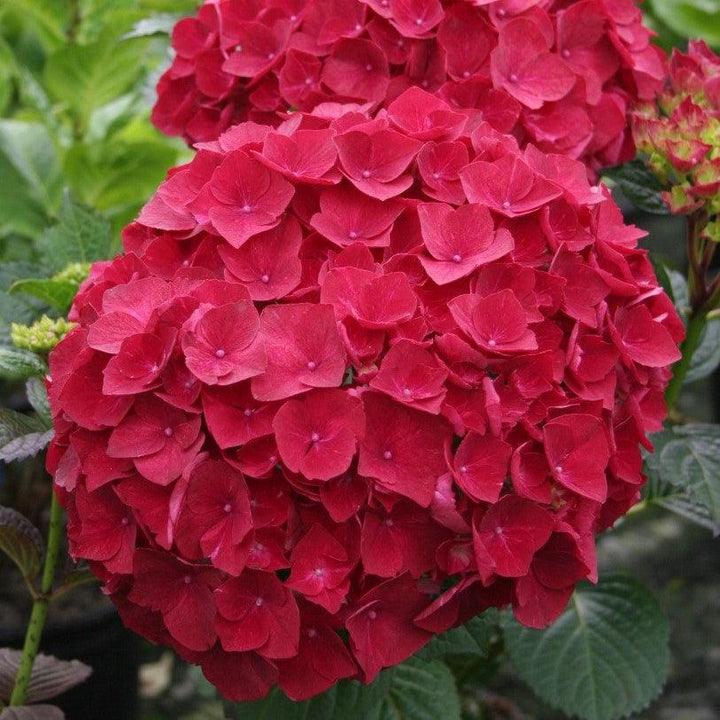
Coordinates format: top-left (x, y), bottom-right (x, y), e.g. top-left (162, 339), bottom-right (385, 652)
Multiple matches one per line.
top-left (632, 40), bottom-right (720, 219)
top-left (152, 0), bottom-right (665, 173)
top-left (48, 90), bottom-right (682, 702)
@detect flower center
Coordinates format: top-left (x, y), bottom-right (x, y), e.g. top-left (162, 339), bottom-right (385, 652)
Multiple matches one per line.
top-left (215, 348), bottom-right (226, 359)
top-left (383, 450), bottom-right (393, 461)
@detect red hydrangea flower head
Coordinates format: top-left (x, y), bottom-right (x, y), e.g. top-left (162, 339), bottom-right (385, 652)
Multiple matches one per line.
top-left (631, 40), bottom-right (720, 216)
top-left (49, 92), bottom-right (681, 702)
top-left (151, 0), bottom-right (666, 175)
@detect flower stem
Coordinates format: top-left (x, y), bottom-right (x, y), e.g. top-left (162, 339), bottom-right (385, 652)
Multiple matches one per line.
top-left (9, 492), bottom-right (64, 706)
top-left (664, 309), bottom-right (707, 410)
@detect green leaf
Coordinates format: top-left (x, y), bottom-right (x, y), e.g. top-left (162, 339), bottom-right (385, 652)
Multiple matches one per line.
top-left (63, 139), bottom-right (176, 215)
top-left (503, 574), bottom-right (670, 720)
top-left (0, 120), bottom-right (62, 238)
top-left (417, 610), bottom-right (498, 661)
top-left (43, 33), bottom-right (148, 128)
top-left (602, 159), bottom-right (669, 215)
top-left (685, 320), bottom-right (720, 384)
top-left (9, 279), bottom-right (78, 311)
top-left (648, 0), bottom-right (720, 48)
top-left (0, 408), bottom-right (53, 462)
top-left (122, 13), bottom-right (185, 39)
top-left (0, 505), bottom-right (44, 581)
top-left (0, 347), bottom-right (47, 380)
top-left (226, 670), bottom-right (394, 720)
top-left (650, 424), bottom-right (720, 531)
top-left (36, 200), bottom-right (111, 274)
top-left (0, 0), bottom-right (68, 48)
top-left (26, 376), bottom-right (52, 426)
top-left (377, 658), bottom-right (461, 720)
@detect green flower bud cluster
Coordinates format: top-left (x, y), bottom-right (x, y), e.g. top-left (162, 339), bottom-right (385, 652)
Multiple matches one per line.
top-left (11, 315), bottom-right (77, 353)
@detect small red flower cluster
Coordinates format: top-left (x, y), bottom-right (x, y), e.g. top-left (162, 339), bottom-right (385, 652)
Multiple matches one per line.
top-left (48, 90), bottom-right (681, 702)
top-left (632, 40), bottom-right (720, 215)
top-left (152, 0), bottom-right (665, 173)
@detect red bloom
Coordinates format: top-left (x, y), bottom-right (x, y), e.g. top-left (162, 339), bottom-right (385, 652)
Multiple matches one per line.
top-left (274, 389), bottom-right (364, 481)
top-left (215, 570), bottom-right (300, 658)
top-left (48, 91), bottom-right (681, 702)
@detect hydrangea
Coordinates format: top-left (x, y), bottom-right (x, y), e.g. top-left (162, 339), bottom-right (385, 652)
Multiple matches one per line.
top-left (151, 0), bottom-right (666, 174)
top-left (48, 90), bottom-right (682, 702)
top-left (632, 40), bottom-right (720, 219)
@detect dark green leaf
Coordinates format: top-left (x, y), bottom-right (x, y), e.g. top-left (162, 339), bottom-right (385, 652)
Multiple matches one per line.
top-left (36, 200), bottom-right (111, 274)
top-left (9, 279), bottom-right (78, 312)
top-left (685, 320), bottom-right (720, 384)
top-left (603, 159), bottom-right (669, 215)
top-left (650, 424), bottom-right (720, 531)
top-left (0, 347), bottom-right (47, 380)
top-left (226, 670), bottom-right (394, 720)
top-left (0, 408), bottom-right (52, 462)
top-left (0, 649), bottom-right (92, 705)
top-left (503, 574), bottom-right (669, 720)
top-left (26, 377), bottom-right (52, 426)
top-left (0, 505), bottom-right (43, 581)
top-left (417, 610), bottom-right (498, 661)
top-left (377, 658), bottom-right (461, 720)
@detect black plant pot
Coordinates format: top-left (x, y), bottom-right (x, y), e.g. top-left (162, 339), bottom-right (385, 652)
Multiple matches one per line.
top-left (0, 604), bottom-right (140, 720)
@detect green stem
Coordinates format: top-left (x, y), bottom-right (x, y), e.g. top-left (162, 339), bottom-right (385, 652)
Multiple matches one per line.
top-left (664, 310), bottom-right (707, 410)
top-left (9, 492), bottom-right (64, 707)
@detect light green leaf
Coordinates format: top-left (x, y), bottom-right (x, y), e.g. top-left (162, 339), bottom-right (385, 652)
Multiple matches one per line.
top-left (648, 0), bottom-right (720, 48)
top-left (0, 0), bottom-right (68, 48)
top-left (377, 658), bottom-right (461, 720)
top-left (122, 13), bottom-right (185, 39)
top-left (63, 139), bottom-right (176, 215)
top-left (43, 33), bottom-right (148, 128)
top-left (0, 120), bottom-right (62, 237)
top-left (602, 160), bottom-right (669, 215)
top-left (226, 670), bottom-right (394, 720)
top-left (503, 575), bottom-right (669, 720)
top-left (417, 610), bottom-right (498, 661)
top-left (36, 200), bottom-right (112, 274)
top-left (0, 347), bottom-right (47, 380)
top-left (0, 505), bottom-right (43, 582)
top-left (9, 278), bottom-right (78, 311)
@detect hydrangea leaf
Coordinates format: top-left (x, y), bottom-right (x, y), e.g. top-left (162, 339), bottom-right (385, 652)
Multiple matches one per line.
top-left (0, 121), bottom-right (62, 238)
top-left (649, 0), bottom-right (720, 48)
top-left (0, 505), bottom-right (44, 582)
top-left (0, 347), bottom-right (47, 380)
top-left (9, 279), bottom-right (79, 312)
top-left (602, 159), bottom-right (669, 215)
top-left (43, 33), bottom-right (148, 126)
top-left (0, 706), bottom-right (65, 720)
top-left (62, 140), bottom-right (178, 219)
top-left (0, 649), bottom-right (92, 705)
top-left (416, 610), bottom-right (498, 661)
top-left (503, 574), bottom-right (669, 720)
top-left (226, 668), bottom-right (394, 720)
top-left (377, 658), bottom-right (461, 720)
top-left (684, 320), bottom-right (720, 384)
top-left (0, 408), bottom-right (53, 462)
top-left (648, 424), bottom-right (720, 531)
top-left (26, 377), bottom-right (53, 426)
top-left (36, 200), bottom-right (111, 275)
